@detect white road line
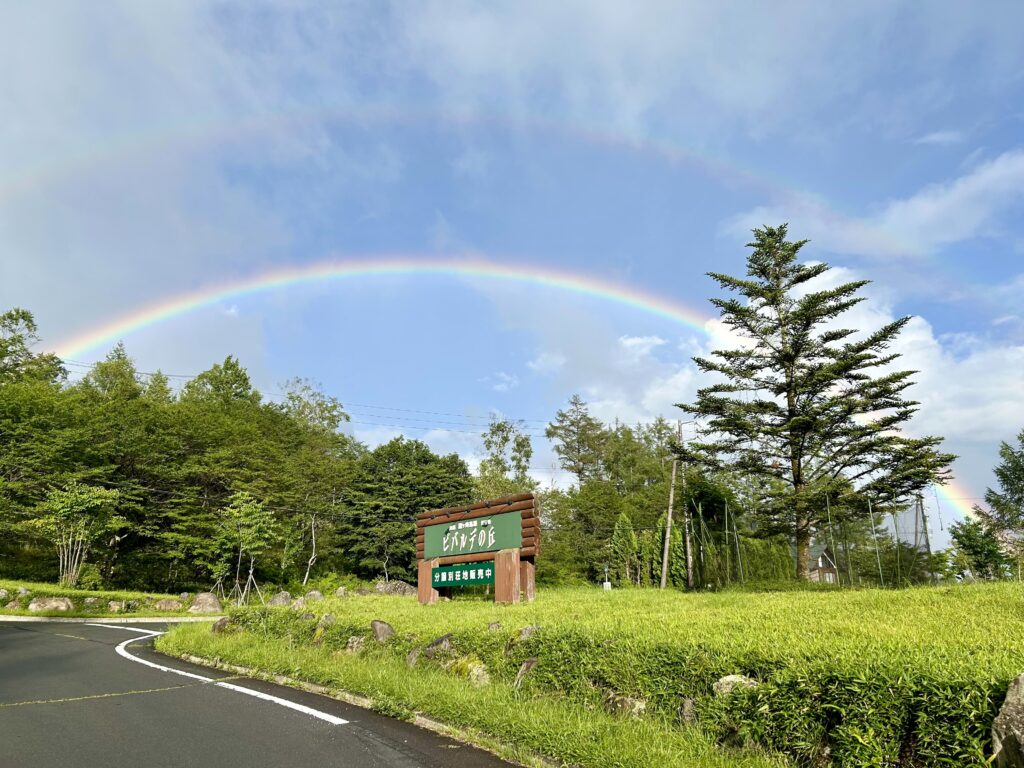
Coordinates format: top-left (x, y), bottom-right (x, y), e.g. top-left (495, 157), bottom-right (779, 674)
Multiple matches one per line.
top-left (90, 624), bottom-right (348, 726)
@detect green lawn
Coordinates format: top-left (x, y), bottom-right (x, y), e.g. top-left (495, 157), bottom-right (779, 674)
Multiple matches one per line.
top-left (158, 582), bottom-right (1024, 767)
top-left (0, 578), bottom-right (202, 618)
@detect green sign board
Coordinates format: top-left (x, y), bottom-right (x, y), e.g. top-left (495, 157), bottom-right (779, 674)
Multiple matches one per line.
top-left (422, 510), bottom-right (522, 559)
top-left (432, 563), bottom-right (495, 587)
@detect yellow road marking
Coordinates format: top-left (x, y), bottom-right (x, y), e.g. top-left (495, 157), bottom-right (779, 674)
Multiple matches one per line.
top-left (0, 676), bottom-right (243, 709)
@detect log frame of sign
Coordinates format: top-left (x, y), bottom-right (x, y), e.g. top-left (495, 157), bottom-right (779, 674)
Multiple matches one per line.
top-left (417, 494), bottom-right (537, 605)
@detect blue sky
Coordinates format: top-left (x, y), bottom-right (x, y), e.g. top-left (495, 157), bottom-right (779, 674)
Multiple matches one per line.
top-left (3, 2), bottom-right (1024, 524)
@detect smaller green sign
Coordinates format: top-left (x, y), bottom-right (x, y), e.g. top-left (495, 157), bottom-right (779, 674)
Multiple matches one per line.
top-left (432, 563), bottom-right (495, 587)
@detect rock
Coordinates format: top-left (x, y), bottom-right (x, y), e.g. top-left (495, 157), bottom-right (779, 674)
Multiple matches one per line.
top-left (319, 613), bottom-right (336, 626)
top-left (179, 592), bottom-right (191, 602)
top-left (407, 647), bottom-right (421, 668)
top-left (290, 597), bottom-right (306, 610)
top-left (0, 589), bottom-right (8, 601)
top-left (514, 657), bottom-right (538, 689)
top-left (107, 600), bottom-right (124, 613)
top-left (994, 672), bottom-right (1024, 767)
top-left (467, 661), bottom-right (490, 687)
top-left (488, 622), bottom-right (502, 632)
top-left (17, 586), bottom-right (29, 596)
top-left (304, 590), bottom-right (324, 602)
top-left (714, 675), bottom-right (759, 697)
top-left (519, 625), bottom-right (540, 641)
top-left (335, 586), bottom-right (348, 598)
top-left (211, 616), bottom-right (232, 633)
top-left (188, 592), bottom-right (222, 614)
top-left (371, 620), bottom-right (395, 642)
top-left (679, 698), bottom-right (697, 725)
top-left (83, 597), bottom-right (101, 606)
top-left (154, 598), bottom-right (183, 611)
top-left (124, 600), bottom-right (139, 611)
top-left (345, 635), bottom-right (365, 654)
top-left (373, 579), bottom-right (417, 597)
top-left (5, 600), bottom-right (19, 610)
top-left (299, 612), bottom-right (315, 621)
top-left (604, 693), bottom-right (646, 718)
top-left (28, 597), bottom-right (74, 612)
top-left (424, 633), bottom-right (453, 659)
top-left (268, 591), bottom-right (291, 607)
top-left (354, 587), bottom-right (372, 596)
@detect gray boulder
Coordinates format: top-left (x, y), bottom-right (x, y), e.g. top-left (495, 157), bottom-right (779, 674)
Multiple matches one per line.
top-left (487, 622), bottom-right (502, 632)
top-left (374, 579), bottom-right (416, 597)
top-left (407, 647), bottom-right (422, 668)
top-left (714, 675), bottom-right (759, 697)
top-left (304, 590), bottom-right (324, 602)
top-left (179, 592), bottom-right (191, 602)
top-left (467, 661), bottom-right (490, 687)
top-left (604, 693), bottom-right (646, 718)
top-left (154, 598), bottom-right (183, 611)
top-left (188, 592), bottom-right (222, 614)
top-left (371, 620), bottom-right (395, 642)
top-left (424, 633), bottom-right (453, 659)
top-left (17, 586), bottom-right (29, 596)
top-left (83, 597), bottom-right (101, 606)
top-left (28, 597), bottom-right (74, 612)
top-left (299, 612), bottom-right (315, 621)
top-left (107, 600), bottom-right (124, 613)
top-left (211, 616), bottom-right (232, 634)
top-left (519, 625), bottom-right (540, 641)
top-left (514, 657), bottom-right (538, 689)
top-left (354, 587), bottom-right (372, 596)
top-left (290, 597), bottom-right (306, 610)
top-left (335, 586), bottom-right (348, 598)
top-left (994, 673), bottom-right (1024, 767)
top-left (679, 698), bottom-right (697, 725)
top-left (268, 591), bottom-right (291, 607)
top-left (319, 613), bottom-right (336, 626)
top-left (5, 600), bottom-right (19, 610)
top-left (0, 589), bottom-right (8, 601)
top-left (345, 635), bottom-right (365, 654)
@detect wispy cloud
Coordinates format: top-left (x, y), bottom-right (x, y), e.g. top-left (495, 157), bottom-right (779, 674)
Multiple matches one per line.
top-left (914, 130), bottom-right (963, 146)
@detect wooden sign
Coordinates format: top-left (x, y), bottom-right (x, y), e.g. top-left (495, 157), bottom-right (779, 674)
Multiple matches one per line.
top-left (416, 492), bottom-right (538, 605)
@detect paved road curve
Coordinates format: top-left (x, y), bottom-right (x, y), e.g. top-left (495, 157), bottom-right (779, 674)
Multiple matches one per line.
top-left (0, 621), bottom-right (514, 768)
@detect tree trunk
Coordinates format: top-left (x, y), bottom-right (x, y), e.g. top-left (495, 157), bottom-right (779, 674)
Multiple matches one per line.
top-left (795, 513), bottom-right (811, 580)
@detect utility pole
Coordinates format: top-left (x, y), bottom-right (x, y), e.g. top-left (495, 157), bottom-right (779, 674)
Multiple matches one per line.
top-left (919, 494), bottom-right (937, 585)
top-left (659, 421), bottom-right (681, 589)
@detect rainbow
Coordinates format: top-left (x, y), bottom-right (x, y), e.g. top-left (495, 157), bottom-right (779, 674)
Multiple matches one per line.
top-left (52, 255), bottom-right (715, 360)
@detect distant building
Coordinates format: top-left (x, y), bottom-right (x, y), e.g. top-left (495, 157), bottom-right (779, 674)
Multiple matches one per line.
top-left (808, 545), bottom-right (839, 584)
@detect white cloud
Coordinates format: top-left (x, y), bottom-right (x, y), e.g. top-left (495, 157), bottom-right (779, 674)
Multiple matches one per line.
top-left (491, 372), bottom-right (520, 393)
top-left (527, 351), bottom-right (566, 374)
top-left (914, 130), bottom-right (963, 146)
top-left (727, 149), bottom-right (1024, 258)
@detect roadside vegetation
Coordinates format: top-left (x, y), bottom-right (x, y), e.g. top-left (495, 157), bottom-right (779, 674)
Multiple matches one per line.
top-left (0, 578), bottom-right (195, 617)
top-left (160, 582), bottom-right (1024, 767)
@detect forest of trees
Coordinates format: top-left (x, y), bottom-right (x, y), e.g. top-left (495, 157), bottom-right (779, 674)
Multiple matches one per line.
top-left (2, 228), bottom-right (1019, 593)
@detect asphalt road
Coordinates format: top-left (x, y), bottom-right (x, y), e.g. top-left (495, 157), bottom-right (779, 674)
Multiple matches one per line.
top-left (0, 621), bottom-right (514, 768)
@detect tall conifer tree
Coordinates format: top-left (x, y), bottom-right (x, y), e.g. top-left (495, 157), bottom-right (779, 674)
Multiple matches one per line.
top-left (680, 225), bottom-right (954, 579)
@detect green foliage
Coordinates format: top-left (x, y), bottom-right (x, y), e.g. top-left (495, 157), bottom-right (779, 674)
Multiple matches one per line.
top-left (475, 415), bottom-right (535, 500)
top-left (681, 225), bottom-right (955, 579)
top-left (168, 583), bottom-right (1023, 768)
top-left (545, 394), bottom-right (606, 484)
top-left (950, 519), bottom-right (1009, 579)
top-left (609, 511), bottom-right (639, 585)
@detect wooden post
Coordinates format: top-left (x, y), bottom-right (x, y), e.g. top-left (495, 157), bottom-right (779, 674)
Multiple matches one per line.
top-left (494, 549), bottom-right (521, 604)
top-left (418, 558), bottom-right (439, 605)
top-left (520, 559), bottom-right (536, 603)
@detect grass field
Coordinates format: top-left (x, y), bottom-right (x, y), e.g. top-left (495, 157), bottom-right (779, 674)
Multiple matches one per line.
top-left (157, 582), bottom-right (1024, 767)
top-left (0, 579), bottom-right (196, 617)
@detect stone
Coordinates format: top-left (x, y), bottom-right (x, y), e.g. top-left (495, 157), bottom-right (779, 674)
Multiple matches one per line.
top-left (211, 616), bottom-right (232, 634)
top-left (5, 600), bottom-right (19, 610)
top-left (354, 587), bottom-right (372, 596)
top-left (424, 633), bottom-right (453, 659)
top-left (679, 698), bottom-right (697, 725)
top-left (373, 579), bottom-right (417, 597)
top-left (290, 597), bottom-right (306, 610)
top-left (406, 647), bottom-right (421, 668)
top-left (604, 693), bottom-right (646, 718)
top-left (28, 597), bottom-right (74, 612)
top-left (0, 589), bottom-right (8, 601)
top-left (519, 625), bottom-right (540, 641)
top-left (345, 635), bottom-right (365, 654)
top-left (994, 672), bottom-right (1024, 767)
top-left (319, 613), bottom-right (336, 626)
top-left (124, 600), bottom-right (139, 611)
top-left (467, 661), bottom-right (490, 687)
top-left (714, 675), bottom-right (759, 697)
top-left (335, 586), bottom-right (348, 598)
top-left (17, 587), bottom-right (29, 596)
top-left (487, 622), bottom-right (502, 632)
top-left (83, 597), bottom-right (101, 606)
top-left (188, 592), bottom-right (222, 614)
top-left (514, 657), bottom-right (538, 689)
top-left (179, 592), bottom-right (191, 602)
top-left (268, 591), bottom-right (291, 607)
top-left (154, 598), bottom-right (183, 611)
top-left (107, 600), bottom-right (124, 613)
top-left (304, 590), bottom-right (324, 602)
top-left (371, 620), bottom-right (395, 642)
top-left (299, 612), bottom-right (315, 621)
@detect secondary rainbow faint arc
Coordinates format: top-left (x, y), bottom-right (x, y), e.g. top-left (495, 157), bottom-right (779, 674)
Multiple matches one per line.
top-left (52, 256), bottom-right (714, 360)
top-left (51, 255), bottom-right (978, 520)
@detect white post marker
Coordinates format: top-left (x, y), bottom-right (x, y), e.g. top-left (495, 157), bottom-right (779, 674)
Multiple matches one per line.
top-left (87, 623), bottom-right (348, 726)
